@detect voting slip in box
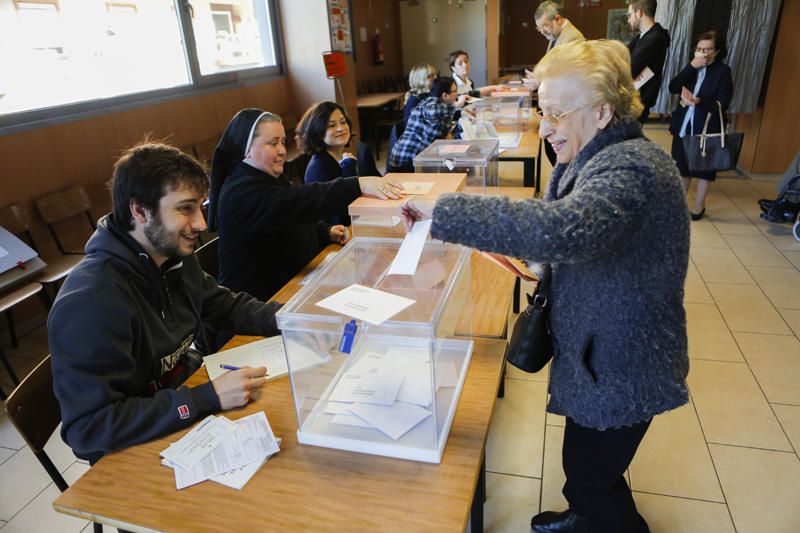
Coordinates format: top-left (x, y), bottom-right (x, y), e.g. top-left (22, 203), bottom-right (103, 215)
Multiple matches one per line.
top-left (414, 139), bottom-right (499, 193)
top-left (347, 172), bottom-right (466, 238)
top-left (275, 237), bottom-right (473, 463)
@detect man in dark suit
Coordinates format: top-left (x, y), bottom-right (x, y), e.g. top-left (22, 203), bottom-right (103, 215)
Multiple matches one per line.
top-left (627, 0), bottom-right (670, 123)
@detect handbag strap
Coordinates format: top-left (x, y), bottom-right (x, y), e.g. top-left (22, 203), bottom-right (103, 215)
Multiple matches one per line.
top-left (531, 264), bottom-right (552, 309)
top-left (716, 101), bottom-right (726, 148)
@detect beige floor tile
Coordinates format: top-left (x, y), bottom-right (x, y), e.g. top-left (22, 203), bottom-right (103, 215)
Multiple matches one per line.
top-left (546, 412), bottom-right (565, 427)
top-left (690, 219), bottom-right (729, 249)
top-left (0, 414), bottom-right (25, 452)
top-left (487, 379), bottom-right (548, 477)
top-left (505, 360), bottom-right (550, 383)
top-left (0, 482), bottom-right (88, 533)
top-left (485, 472), bottom-right (541, 533)
top-left (746, 266), bottom-right (800, 310)
top-left (783, 250), bottom-right (800, 269)
top-left (688, 360), bottom-right (792, 451)
top-left (0, 447), bottom-right (14, 465)
top-left (710, 444), bottom-right (800, 533)
top-left (734, 332), bottom-right (800, 405)
top-left (690, 247), bottom-right (753, 284)
top-left (724, 234), bottom-right (794, 267)
top-left (684, 261), bottom-right (714, 304)
top-left (708, 206), bottom-right (763, 236)
top-left (43, 427), bottom-right (79, 475)
top-left (778, 309), bottom-right (800, 337)
top-left (632, 492), bottom-right (735, 533)
top-left (761, 225), bottom-right (800, 252)
top-left (685, 303), bottom-right (743, 361)
top-left (772, 404), bottom-right (800, 454)
top-left (540, 425), bottom-right (567, 513)
top-left (630, 401), bottom-right (724, 502)
top-left (0, 447), bottom-right (53, 521)
top-left (707, 283), bottom-right (792, 335)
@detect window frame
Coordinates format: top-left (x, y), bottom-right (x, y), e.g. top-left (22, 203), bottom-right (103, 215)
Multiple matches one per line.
top-left (0, 0), bottom-right (286, 136)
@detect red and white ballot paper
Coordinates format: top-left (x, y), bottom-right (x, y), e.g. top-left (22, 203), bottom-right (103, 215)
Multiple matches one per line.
top-left (160, 412), bottom-right (280, 490)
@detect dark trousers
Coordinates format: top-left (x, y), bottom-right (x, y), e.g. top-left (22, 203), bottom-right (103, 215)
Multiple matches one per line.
top-left (637, 108), bottom-right (650, 124)
top-left (562, 417), bottom-right (651, 533)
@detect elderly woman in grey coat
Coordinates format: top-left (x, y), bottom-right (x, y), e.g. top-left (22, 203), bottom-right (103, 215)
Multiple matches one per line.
top-left (402, 40), bottom-right (690, 533)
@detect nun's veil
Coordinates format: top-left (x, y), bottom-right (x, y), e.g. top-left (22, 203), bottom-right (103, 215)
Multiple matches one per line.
top-left (207, 108), bottom-right (270, 232)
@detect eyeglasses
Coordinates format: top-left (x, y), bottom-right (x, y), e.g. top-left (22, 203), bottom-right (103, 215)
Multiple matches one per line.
top-left (535, 105), bottom-right (585, 126)
top-left (695, 46), bottom-right (715, 53)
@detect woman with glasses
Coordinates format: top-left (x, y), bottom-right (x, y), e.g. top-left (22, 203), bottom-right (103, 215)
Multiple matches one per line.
top-left (668, 30), bottom-right (734, 220)
top-left (402, 40), bottom-right (689, 533)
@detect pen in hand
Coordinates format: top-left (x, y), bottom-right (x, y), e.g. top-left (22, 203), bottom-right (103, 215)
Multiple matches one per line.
top-left (219, 364), bottom-right (269, 376)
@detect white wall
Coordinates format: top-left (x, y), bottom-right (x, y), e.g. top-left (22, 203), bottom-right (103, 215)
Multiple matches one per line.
top-left (399, 0), bottom-right (488, 86)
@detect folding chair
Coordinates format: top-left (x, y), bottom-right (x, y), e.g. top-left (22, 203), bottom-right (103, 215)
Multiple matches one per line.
top-left (4, 355), bottom-right (102, 532)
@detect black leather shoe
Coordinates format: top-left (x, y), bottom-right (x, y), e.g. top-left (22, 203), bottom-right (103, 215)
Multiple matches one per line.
top-left (759, 198), bottom-right (774, 213)
top-left (531, 509), bottom-right (593, 532)
top-left (690, 208), bottom-right (706, 221)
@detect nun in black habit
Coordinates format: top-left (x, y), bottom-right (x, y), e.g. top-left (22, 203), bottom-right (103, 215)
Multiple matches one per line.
top-left (207, 108), bottom-right (401, 306)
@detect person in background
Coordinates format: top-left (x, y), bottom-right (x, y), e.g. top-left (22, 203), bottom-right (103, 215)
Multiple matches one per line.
top-left (402, 39), bottom-right (689, 533)
top-left (668, 30), bottom-right (734, 220)
top-left (449, 50), bottom-right (502, 98)
top-left (626, 0), bottom-right (670, 123)
top-left (403, 63), bottom-right (437, 127)
top-left (525, 0), bottom-right (586, 165)
top-left (207, 109), bottom-right (402, 308)
top-left (298, 101), bottom-right (381, 226)
top-left (387, 76), bottom-right (466, 173)
top-left (49, 143), bottom-right (280, 464)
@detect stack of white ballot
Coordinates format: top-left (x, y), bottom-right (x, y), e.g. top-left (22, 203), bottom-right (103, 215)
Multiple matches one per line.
top-left (160, 411), bottom-right (280, 490)
top-left (326, 346), bottom-right (458, 440)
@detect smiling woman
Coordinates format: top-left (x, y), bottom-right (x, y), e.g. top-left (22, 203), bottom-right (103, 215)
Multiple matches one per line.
top-left (401, 39), bottom-right (690, 533)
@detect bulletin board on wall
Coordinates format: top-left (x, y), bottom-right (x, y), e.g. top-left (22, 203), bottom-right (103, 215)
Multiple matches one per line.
top-left (328, 0), bottom-right (354, 54)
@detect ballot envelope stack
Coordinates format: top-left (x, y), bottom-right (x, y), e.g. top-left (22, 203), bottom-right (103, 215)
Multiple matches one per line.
top-left (160, 412), bottom-right (280, 490)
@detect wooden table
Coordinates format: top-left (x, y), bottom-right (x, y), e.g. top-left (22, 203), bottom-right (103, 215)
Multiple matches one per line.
top-left (498, 118), bottom-right (543, 191)
top-left (53, 243), bottom-right (513, 533)
top-left (356, 92), bottom-right (404, 109)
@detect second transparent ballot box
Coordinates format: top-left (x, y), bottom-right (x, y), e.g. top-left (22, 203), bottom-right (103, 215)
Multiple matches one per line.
top-left (347, 172), bottom-right (466, 238)
top-left (275, 237), bottom-right (473, 463)
top-left (413, 139), bottom-right (499, 192)
top-left (491, 87), bottom-right (533, 129)
top-left (473, 95), bottom-right (526, 148)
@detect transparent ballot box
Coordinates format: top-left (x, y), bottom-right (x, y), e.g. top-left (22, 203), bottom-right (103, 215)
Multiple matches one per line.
top-left (472, 95), bottom-right (525, 149)
top-left (491, 88), bottom-right (533, 130)
top-left (413, 139), bottom-right (499, 192)
top-left (275, 237), bottom-right (473, 463)
top-left (348, 172), bottom-right (466, 238)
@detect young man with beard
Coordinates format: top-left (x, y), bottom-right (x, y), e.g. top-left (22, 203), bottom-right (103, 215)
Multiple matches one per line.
top-left (627, 0), bottom-right (670, 122)
top-left (49, 143), bottom-right (280, 464)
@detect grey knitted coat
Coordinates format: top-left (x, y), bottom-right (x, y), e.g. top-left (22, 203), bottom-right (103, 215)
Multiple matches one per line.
top-left (431, 118), bottom-right (690, 429)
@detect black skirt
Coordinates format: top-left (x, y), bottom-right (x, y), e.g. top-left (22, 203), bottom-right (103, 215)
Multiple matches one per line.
top-left (671, 134), bottom-right (717, 181)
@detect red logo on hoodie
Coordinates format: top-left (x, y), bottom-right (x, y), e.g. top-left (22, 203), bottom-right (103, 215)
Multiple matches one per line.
top-left (178, 404), bottom-right (190, 419)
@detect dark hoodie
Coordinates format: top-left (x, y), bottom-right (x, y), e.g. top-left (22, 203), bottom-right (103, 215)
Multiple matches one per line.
top-left (48, 214), bottom-right (280, 463)
top-left (628, 22), bottom-right (671, 108)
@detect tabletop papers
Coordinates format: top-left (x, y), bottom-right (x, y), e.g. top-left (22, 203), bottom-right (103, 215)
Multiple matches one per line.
top-left (161, 412), bottom-right (280, 490)
top-left (387, 219), bottom-right (431, 276)
top-left (204, 336), bottom-right (287, 381)
top-left (315, 284), bottom-right (415, 325)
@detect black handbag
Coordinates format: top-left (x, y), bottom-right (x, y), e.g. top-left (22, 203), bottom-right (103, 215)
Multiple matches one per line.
top-left (682, 101), bottom-right (744, 173)
top-left (506, 265), bottom-right (553, 373)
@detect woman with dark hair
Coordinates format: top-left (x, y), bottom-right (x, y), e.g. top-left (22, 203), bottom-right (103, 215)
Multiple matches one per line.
top-left (207, 109), bottom-right (401, 309)
top-left (669, 30), bottom-right (734, 220)
top-left (298, 101), bottom-right (381, 225)
top-left (448, 50), bottom-right (502, 98)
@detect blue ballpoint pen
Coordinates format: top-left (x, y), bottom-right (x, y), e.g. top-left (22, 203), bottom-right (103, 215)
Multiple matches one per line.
top-left (219, 364), bottom-right (242, 371)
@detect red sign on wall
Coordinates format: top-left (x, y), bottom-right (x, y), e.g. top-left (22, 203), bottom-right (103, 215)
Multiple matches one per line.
top-left (322, 51), bottom-right (347, 79)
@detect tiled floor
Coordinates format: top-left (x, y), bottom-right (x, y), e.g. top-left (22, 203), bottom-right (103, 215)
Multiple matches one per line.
top-left (1, 125), bottom-right (798, 532)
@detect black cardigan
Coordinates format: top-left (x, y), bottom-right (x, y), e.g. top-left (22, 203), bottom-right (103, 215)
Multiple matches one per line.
top-left (668, 60), bottom-right (734, 136)
top-left (217, 161), bottom-right (361, 301)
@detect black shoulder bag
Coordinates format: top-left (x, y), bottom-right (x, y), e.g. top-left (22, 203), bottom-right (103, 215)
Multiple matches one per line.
top-left (506, 264), bottom-right (553, 373)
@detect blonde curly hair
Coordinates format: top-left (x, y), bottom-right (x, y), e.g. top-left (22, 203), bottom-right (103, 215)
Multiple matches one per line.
top-left (533, 39), bottom-right (644, 121)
